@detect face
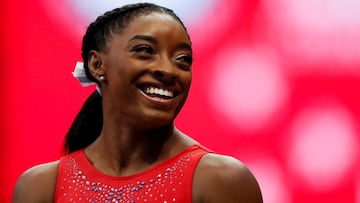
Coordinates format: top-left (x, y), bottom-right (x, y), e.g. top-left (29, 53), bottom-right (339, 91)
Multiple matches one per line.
top-left (94, 12), bottom-right (192, 129)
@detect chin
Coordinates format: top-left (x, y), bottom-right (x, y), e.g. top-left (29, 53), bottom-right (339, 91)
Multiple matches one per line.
top-left (138, 112), bottom-right (176, 129)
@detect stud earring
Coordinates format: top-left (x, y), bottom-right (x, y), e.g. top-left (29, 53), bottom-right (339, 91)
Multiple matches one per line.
top-left (98, 75), bottom-right (106, 81)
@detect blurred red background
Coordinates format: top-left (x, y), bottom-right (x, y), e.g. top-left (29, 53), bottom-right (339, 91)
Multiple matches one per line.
top-left (2, 0), bottom-right (360, 202)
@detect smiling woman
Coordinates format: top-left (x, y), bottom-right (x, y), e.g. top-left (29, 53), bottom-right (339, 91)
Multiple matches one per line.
top-left (11, 3), bottom-right (262, 203)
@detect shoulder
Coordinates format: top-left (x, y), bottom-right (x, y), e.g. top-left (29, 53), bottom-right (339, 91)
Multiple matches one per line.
top-left (12, 161), bottom-right (59, 203)
top-left (193, 153), bottom-right (263, 203)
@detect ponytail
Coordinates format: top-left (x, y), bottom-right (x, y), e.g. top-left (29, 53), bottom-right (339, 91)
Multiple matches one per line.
top-left (63, 91), bottom-right (103, 154)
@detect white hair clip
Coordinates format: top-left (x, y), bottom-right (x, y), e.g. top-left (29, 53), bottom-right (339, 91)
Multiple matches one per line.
top-left (72, 62), bottom-right (102, 95)
top-left (72, 62), bottom-right (94, 86)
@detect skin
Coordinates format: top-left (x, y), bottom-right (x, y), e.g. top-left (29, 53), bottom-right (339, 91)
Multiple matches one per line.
top-left (12, 12), bottom-right (263, 203)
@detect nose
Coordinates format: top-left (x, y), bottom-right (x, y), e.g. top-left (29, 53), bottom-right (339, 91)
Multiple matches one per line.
top-left (151, 58), bottom-right (178, 83)
top-left (153, 69), bottom-right (177, 82)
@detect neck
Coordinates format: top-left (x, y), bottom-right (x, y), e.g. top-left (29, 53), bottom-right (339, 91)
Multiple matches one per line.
top-left (85, 122), bottom-right (183, 176)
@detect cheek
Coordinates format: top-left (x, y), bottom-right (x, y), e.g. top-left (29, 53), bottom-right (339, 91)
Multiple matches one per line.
top-left (107, 66), bottom-right (126, 86)
top-left (105, 65), bottom-right (133, 99)
top-left (106, 59), bottom-right (134, 82)
top-left (183, 72), bottom-right (192, 90)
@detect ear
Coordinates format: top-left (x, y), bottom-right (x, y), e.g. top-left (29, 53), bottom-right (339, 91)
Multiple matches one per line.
top-left (88, 50), bottom-right (105, 80)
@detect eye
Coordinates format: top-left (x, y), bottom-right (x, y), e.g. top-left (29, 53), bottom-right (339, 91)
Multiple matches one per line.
top-left (175, 54), bottom-right (193, 66)
top-left (131, 45), bottom-right (154, 55)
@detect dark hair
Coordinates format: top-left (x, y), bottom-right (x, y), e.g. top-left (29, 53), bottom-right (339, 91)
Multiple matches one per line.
top-left (81, 2), bottom-right (189, 82)
top-left (63, 3), bottom-right (190, 154)
top-left (63, 91), bottom-right (102, 154)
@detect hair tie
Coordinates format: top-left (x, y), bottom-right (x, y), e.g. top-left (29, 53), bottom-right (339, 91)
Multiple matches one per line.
top-left (72, 62), bottom-right (102, 95)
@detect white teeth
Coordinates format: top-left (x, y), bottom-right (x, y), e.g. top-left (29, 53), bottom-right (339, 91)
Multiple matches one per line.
top-left (145, 87), bottom-right (174, 97)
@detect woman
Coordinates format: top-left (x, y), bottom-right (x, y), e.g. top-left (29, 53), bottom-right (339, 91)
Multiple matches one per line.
top-left (12, 3), bottom-right (263, 203)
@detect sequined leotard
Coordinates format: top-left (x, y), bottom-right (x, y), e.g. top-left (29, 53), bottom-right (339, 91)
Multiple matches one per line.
top-left (54, 145), bottom-right (210, 203)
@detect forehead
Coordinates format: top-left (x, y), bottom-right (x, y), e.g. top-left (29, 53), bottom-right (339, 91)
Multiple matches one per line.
top-left (121, 12), bottom-right (189, 40)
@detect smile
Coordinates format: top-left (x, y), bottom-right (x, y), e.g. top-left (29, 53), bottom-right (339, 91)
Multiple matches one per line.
top-left (138, 83), bottom-right (179, 101)
top-left (144, 87), bottom-right (174, 98)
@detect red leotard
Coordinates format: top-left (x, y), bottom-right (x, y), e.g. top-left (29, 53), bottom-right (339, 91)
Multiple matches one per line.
top-left (54, 145), bottom-right (211, 203)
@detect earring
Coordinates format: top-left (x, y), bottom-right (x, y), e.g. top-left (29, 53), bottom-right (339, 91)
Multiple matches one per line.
top-left (98, 75), bottom-right (106, 81)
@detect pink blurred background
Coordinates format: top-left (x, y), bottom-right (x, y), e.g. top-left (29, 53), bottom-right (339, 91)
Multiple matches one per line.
top-left (2, 0), bottom-right (360, 202)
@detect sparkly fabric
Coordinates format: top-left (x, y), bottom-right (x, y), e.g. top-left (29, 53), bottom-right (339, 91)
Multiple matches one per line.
top-left (54, 145), bottom-right (210, 203)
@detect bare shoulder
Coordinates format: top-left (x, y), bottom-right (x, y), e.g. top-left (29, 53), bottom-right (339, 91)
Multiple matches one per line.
top-left (12, 161), bottom-right (59, 203)
top-left (193, 153), bottom-right (263, 203)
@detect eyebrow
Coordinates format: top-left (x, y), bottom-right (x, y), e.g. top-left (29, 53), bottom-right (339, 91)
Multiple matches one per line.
top-left (129, 35), bottom-right (192, 52)
top-left (176, 42), bottom-right (192, 52)
top-left (129, 35), bottom-right (158, 44)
